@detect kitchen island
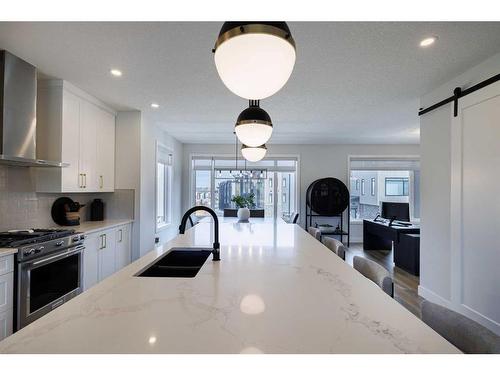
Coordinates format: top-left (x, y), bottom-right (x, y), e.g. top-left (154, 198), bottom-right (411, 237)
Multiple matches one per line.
top-left (0, 218), bottom-right (459, 353)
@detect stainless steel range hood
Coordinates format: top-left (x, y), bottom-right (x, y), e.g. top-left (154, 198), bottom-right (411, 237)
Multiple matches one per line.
top-left (0, 50), bottom-right (67, 167)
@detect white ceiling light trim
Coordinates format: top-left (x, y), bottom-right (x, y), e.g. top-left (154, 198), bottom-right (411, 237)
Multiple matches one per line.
top-left (213, 22), bottom-right (296, 100)
top-left (110, 69), bottom-right (122, 77)
top-left (420, 36), bottom-right (438, 47)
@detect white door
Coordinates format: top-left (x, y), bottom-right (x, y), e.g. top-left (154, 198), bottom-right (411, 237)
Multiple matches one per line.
top-left (83, 232), bottom-right (100, 290)
top-left (451, 80), bottom-right (500, 328)
top-left (96, 109), bottom-right (116, 191)
top-left (115, 225), bottom-right (131, 270)
top-left (61, 90), bottom-right (82, 192)
top-left (79, 101), bottom-right (98, 191)
top-left (98, 230), bottom-right (116, 281)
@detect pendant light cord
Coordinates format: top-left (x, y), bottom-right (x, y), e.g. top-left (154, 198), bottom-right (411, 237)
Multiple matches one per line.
top-left (234, 131), bottom-right (238, 171)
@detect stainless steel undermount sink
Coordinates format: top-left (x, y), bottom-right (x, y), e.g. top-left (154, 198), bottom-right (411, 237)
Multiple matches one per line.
top-left (135, 248), bottom-right (212, 278)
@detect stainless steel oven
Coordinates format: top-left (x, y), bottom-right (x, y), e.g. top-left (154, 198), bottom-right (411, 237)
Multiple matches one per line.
top-left (15, 234), bottom-right (84, 330)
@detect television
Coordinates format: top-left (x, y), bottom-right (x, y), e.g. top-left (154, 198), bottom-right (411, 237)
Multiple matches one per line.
top-left (380, 202), bottom-right (410, 222)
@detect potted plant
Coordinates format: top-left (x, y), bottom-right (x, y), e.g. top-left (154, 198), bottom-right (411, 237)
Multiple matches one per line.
top-left (231, 193), bottom-right (255, 222)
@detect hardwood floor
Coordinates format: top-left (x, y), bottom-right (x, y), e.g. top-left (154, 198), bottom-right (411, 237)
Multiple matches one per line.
top-left (344, 243), bottom-right (424, 318)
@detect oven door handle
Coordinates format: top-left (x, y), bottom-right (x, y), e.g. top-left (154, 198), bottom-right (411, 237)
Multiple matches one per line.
top-left (29, 246), bottom-right (85, 267)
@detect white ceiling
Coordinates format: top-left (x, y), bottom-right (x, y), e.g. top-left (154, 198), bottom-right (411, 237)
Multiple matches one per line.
top-left (1, 22), bottom-right (499, 144)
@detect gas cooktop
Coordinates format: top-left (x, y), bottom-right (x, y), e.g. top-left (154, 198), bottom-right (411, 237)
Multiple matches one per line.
top-left (0, 229), bottom-right (76, 248)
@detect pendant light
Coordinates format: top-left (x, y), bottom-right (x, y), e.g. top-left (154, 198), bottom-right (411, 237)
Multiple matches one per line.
top-left (235, 100), bottom-right (273, 147)
top-left (213, 22), bottom-right (296, 100)
top-left (241, 144), bottom-right (267, 162)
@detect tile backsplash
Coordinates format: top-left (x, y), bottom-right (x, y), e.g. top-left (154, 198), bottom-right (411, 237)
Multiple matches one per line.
top-left (0, 165), bottom-right (134, 231)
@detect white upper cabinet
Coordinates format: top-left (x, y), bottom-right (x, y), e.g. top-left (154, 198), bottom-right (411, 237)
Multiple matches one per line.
top-left (96, 109), bottom-right (116, 192)
top-left (35, 80), bottom-right (116, 193)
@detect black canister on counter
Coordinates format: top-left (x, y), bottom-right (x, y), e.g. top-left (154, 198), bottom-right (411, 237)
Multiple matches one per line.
top-left (90, 198), bottom-right (104, 221)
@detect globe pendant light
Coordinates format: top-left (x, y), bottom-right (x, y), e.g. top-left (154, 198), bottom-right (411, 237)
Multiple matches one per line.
top-left (213, 22), bottom-right (296, 100)
top-left (241, 144), bottom-right (267, 162)
top-left (235, 100), bottom-right (273, 147)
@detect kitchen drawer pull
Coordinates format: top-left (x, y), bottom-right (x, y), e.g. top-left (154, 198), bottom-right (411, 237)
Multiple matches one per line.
top-left (118, 229), bottom-right (123, 242)
top-left (100, 175), bottom-right (103, 189)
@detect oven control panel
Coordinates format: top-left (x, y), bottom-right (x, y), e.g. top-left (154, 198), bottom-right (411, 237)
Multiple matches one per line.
top-left (18, 233), bottom-right (85, 262)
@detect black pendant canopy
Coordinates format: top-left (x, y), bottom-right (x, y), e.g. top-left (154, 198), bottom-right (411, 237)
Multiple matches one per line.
top-left (213, 22), bottom-right (295, 52)
top-left (236, 100), bottom-right (272, 126)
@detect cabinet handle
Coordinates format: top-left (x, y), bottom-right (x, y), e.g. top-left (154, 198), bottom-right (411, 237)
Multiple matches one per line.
top-left (100, 175), bottom-right (103, 189)
top-left (118, 229), bottom-right (123, 242)
top-left (83, 173), bottom-right (87, 188)
top-left (79, 173), bottom-right (83, 188)
top-left (99, 234), bottom-right (103, 249)
top-left (103, 234), bottom-right (107, 248)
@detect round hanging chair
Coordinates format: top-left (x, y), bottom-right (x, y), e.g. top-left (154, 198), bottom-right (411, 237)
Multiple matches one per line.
top-left (306, 178), bottom-right (349, 216)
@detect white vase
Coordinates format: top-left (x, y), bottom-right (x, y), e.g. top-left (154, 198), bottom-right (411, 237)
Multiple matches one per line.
top-left (237, 207), bottom-right (250, 222)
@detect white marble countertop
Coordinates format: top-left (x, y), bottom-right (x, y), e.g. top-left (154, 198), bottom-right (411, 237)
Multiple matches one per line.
top-left (0, 248), bottom-right (17, 256)
top-left (0, 220), bottom-right (134, 255)
top-left (0, 218), bottom-right (459, 354)
top-left (57, 219), bottom-right (134, 235)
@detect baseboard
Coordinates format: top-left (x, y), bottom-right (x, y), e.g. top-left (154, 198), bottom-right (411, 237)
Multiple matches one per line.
top-left (417, 285), bottom-right (452, 307)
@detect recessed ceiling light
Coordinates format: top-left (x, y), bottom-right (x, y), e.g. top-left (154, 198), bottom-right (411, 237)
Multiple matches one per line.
top-left (420, 36), bottom-right (437, 47)
top-left (151, 103), bottom-right (160, 109)
top-left (110, 69), bottom-right (122, 77)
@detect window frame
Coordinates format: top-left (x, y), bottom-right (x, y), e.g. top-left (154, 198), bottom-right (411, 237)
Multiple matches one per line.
top-left (155, 142), bottom-right (173, 233)
top-left (385, 177), bottom-right (409, 197)
top-left (190, 154), bottom-right (300, 220)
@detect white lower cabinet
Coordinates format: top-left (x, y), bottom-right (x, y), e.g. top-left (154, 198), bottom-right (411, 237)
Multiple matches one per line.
top-left (0, 309), bottom-right (13, 341)
top-left (0, 254), bottom-right (14, 341)
top-left (115, 225), bottom-right (131, 271)
top-left (83, 223), bottom-right (132, 291)
top-left (98, 229), bottom-right (116, 281)
top-left (83, 232), bottom-right (100, 291)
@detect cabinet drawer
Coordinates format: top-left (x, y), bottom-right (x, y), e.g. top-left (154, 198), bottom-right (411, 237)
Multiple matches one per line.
top-left (0, 255), bottom-right (14, 276)
top-left (0, 272), bottom-right (14, 313)
top-left (0, 308), bottom-right (13, 341)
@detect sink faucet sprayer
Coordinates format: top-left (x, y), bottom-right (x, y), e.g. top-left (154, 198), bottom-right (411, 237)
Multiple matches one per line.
top-left (179, 206), bottom-right (220, 261)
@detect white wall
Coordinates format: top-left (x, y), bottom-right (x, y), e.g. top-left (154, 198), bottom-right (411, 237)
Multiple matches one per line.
top-left (182, 143), bottom-right (420, 242)
top-left (140, 114), bottom-right (184, 257)
top-left (116, 111), bottom-right (184, 259)
top-left (115, 111), bottom-right (142, 260)
top-left (419, 52), bottom-right (500, 334)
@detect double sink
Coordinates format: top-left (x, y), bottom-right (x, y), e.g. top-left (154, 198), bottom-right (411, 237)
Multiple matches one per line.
top-left (136, 248), bottom-right (212, 278)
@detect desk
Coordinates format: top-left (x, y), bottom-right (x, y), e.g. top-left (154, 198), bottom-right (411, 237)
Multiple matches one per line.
top-left (363, 219), bottom-right (420, 276)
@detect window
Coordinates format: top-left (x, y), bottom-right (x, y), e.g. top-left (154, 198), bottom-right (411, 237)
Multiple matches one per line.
top-left (361, 179), bottom-right (365, 195)
top-left (371, 178), bottom-right (375, 196)
top-left (385, 177), bottom-right (409, 196)
top-left (191, 156), bottom-right (298, 219)
top-left (195, 170), bottom-right (211, 208)
top-left (156, 143), bottom-right (172, 231)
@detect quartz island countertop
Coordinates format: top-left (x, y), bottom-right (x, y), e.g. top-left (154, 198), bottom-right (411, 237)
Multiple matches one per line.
top-left (0, 218), bottom-right (459, 354)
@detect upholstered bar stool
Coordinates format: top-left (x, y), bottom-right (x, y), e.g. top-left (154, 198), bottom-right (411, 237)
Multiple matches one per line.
top-left (353, 256), bottom-right (393, 297)
top-left (307, 227), bottom-right (321, 241)
top-left (321, 237), bottom-right (346, 260)
top-left (421, 300), bottom-right (500, 354)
